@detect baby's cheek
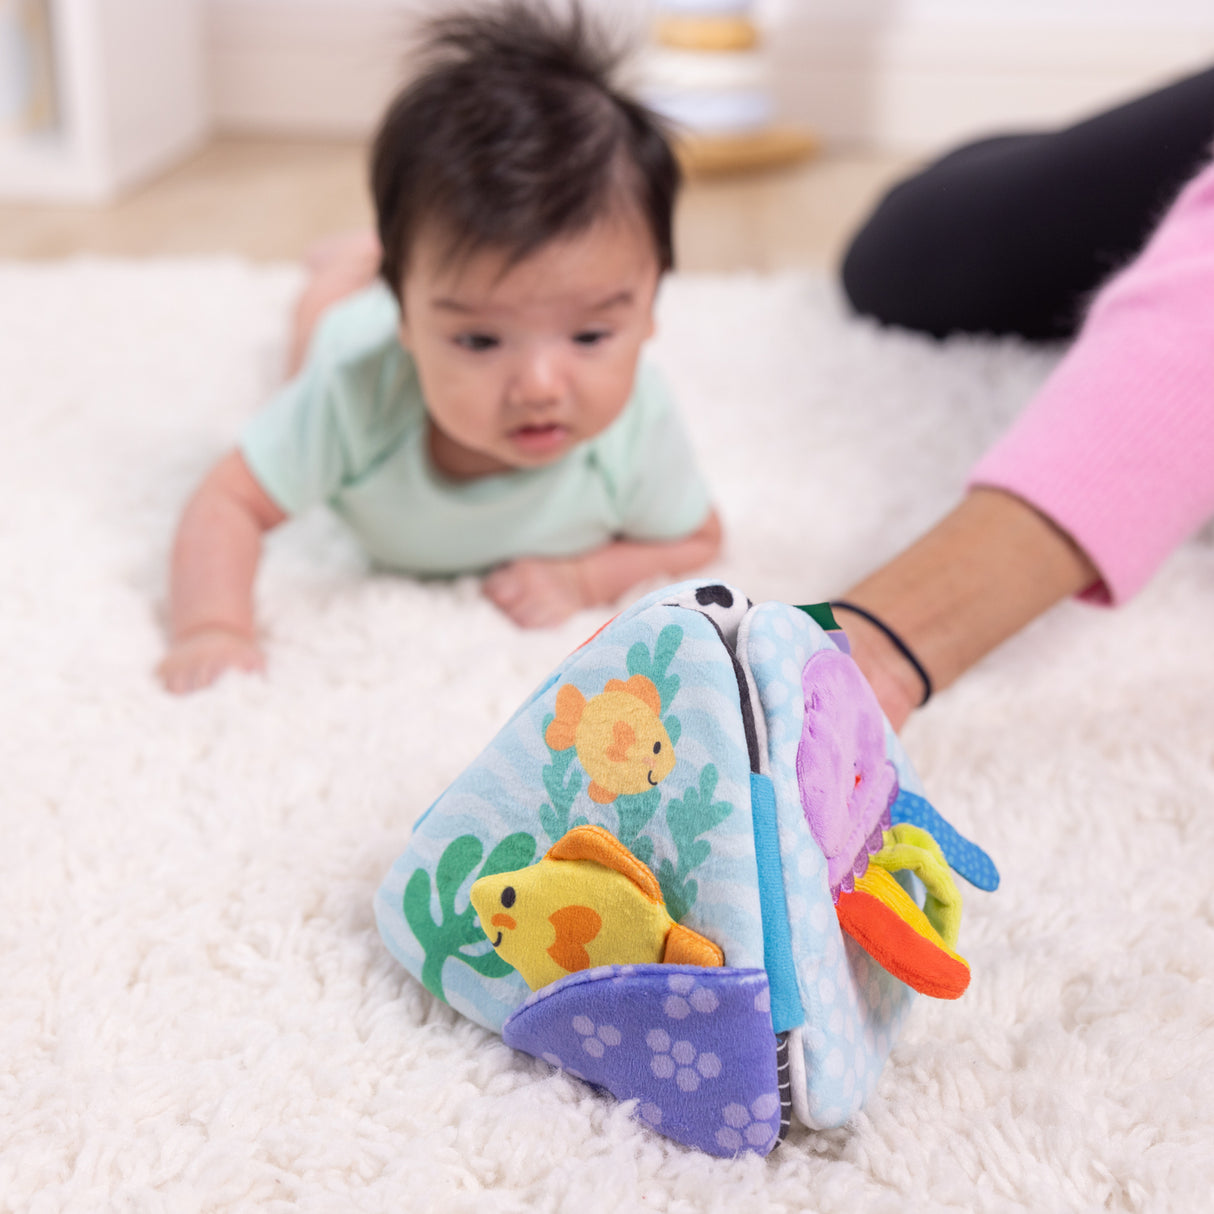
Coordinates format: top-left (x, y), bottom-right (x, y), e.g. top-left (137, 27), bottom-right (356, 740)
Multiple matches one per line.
top-left (590, 364), bottom-right (640, 427)
top-left (431, 382), bottom-right (493, 439)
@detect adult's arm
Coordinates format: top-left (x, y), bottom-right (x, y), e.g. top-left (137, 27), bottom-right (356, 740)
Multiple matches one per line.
top-left (969, 155), bottom-right (1214, 605)
top-left (840, 156), bottom-right (1214, 728)
top-left (838, 488), bottom-right (1097, 731)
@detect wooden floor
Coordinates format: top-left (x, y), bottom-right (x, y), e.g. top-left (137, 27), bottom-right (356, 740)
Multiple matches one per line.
top-left (0, 136), bottom-right (918, 272)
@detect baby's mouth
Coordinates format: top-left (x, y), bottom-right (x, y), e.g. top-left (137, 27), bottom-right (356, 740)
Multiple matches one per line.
top-left (508, 422), bottom-right (569, 455)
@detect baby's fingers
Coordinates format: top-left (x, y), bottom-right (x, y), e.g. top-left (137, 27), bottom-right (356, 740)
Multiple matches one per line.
top-left (161, 654), bottom-right (227, 695)
top-left (158, 655), bottom-right (215, 695)
top-left (483, 564), bottom-right (524, 608)
top-left (157, 637), bottom-right (264, 695)
top-left (511, 591), bottom-right (577, 629)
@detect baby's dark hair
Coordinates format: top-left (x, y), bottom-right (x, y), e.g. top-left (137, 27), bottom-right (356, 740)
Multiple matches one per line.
top-left (370, 1), bottom-right (681, 298)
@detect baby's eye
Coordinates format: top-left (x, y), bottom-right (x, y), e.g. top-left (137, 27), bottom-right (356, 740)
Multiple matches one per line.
top-left (455, 333), bottom-right (499, 352)
top-left (572, 329), bottom-right (610, 347)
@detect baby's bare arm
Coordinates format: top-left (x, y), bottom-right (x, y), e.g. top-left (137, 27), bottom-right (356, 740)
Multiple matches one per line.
top-left (158, 450), bottom-right (287, 693)
top-left (483, 510), bottom-right (723, 628)
top-left (578, 510), bottom-right (724, 606)
top-left (287, 231), bottom-right (382, 377)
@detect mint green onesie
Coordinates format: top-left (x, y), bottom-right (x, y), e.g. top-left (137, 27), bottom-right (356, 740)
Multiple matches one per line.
top-left (240, 285), bottom-right (712, 576)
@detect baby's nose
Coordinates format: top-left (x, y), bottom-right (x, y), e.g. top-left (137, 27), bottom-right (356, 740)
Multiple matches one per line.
top-left (511, 347), bottom-right (564, 404)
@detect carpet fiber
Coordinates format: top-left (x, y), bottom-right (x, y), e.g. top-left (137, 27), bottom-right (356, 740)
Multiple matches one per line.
top-left (3, 261), bottom-right (1212, 1212)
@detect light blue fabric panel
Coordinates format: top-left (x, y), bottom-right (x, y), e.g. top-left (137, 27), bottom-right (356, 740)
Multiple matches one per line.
top-left (376, 582), bottom-right (765, 1032)
top-left (749, 772), bottom-right (803, 1034)
top-left (740, 602), bottom-right (917, 1129)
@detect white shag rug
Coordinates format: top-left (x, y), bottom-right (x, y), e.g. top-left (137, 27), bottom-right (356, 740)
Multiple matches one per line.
top-left (2, 260), bottom-right (1212, 1214)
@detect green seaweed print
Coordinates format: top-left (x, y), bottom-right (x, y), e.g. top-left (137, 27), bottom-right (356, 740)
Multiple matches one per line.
top-left (656, 764), bottom-right (733, 923)
top-left (403, 832), bottom-right (536, 1001)
top-left (627, 625), bottom-right (683, 741)
top-left (613, 788), bottom-right (660, 866)
top-left (537, 712), bottom-right (588, 843)
top-left (612, 625), bottom-right (687, 862)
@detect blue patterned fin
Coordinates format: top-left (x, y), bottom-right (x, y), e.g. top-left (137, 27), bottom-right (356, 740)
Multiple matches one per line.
top-left (890, 789), bottom-right (1000, 891)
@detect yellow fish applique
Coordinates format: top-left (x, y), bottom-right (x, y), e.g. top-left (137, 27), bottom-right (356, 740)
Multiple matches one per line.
top-left (545, 674), bottom-right (675, 804)
top-left (470, 824), bottom-right (723, 991)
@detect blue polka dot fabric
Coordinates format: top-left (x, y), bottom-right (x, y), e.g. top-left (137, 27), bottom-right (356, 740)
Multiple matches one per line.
top-left (742, 601), bottom-right (914, 1127)
top-left (891, 789), bottom-right (1000, 891)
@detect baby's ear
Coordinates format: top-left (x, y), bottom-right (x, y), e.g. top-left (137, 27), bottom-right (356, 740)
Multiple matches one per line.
top-left (644, 279), bottom-right (662, 340)
top-left (642, 295), bottom-right (657, 340)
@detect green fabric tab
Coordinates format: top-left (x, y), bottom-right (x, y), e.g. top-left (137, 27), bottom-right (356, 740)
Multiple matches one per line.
top-left (795, 602), bottom-right (839, 632)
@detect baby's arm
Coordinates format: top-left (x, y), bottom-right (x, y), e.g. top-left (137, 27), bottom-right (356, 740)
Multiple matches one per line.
top-left (158, 450), bottom-right (287, 693)
top-left (287, 231), bottom-right (381, 377)
top-left (483, 509), bottom-right (723, 628)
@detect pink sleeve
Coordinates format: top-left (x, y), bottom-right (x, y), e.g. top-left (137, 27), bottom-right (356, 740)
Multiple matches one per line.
top-left (968, 156), bottom-right (1214, 604)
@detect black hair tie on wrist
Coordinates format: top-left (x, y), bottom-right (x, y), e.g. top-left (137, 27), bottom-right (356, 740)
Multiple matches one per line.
top-left (829, 600), bottom-right (933, 707)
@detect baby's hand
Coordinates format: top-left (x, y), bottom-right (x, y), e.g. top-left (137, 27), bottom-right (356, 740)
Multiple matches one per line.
top-left (157, 627), bottom-right (266, 695)
top-left (482, 557), bottom-right (591, 628)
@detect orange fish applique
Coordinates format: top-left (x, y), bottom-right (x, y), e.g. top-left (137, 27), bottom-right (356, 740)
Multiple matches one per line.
top-left (545, 674), bottom-right (675, 803)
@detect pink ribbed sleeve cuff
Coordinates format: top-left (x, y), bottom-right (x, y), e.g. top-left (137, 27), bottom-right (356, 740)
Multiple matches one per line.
top-left (969, 158), bottom-right (1214, 605)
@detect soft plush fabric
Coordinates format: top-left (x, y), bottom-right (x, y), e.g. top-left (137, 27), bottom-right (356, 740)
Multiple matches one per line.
top-left (239, 282), bottom-right (713, 574)
top-left (376, 582), bottom-right (968, 1148)
top-left (502, 963), bottom-right (784, 1157)
top-left (3, 259), bottom-right (1213, 1210)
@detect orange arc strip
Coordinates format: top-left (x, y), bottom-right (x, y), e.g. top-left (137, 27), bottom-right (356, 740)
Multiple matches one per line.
top-left (836, 871), bottom-right (971, 1000)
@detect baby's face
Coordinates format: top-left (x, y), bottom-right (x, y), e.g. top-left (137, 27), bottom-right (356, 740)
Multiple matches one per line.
top-left (397, 212), bottom-right (661, 479)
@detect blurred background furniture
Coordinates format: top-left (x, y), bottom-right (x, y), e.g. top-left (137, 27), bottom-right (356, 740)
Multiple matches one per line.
top-left (640, 0), bottom-right (819, 175)
top-left (2, 0), bottom-right (1213, 268)
top-left (0, 0), bottom-right (207, 202)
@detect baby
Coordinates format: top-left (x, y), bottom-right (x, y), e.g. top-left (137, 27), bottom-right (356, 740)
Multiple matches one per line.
top-left (159, 2), bottom-right (721, 694)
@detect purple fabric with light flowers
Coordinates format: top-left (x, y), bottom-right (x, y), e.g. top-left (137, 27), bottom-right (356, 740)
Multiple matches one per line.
top-left (502, 964), bottom-right (782, 1158)
top-left (795, 648), bottom-right (897, 898)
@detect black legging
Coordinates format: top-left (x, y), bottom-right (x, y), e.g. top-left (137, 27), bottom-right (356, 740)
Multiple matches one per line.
top-left (840, 67), bottom-right (1214, 340)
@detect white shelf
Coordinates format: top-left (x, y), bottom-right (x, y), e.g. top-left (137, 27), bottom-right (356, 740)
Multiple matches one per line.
top-left (0, 0), bottom-right (210, 203)
top-left (0, 134), bottom-right (84, 199)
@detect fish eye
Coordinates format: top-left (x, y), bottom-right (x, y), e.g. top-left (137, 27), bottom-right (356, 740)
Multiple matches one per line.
top-left (653, 741), bottom-right (661, 754)
top-left (500, 886), bottom-right (516, 908)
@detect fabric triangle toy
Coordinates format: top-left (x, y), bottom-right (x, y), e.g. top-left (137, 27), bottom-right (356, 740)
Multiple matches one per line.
top-left (376, 580), bottom-right (998, 1157)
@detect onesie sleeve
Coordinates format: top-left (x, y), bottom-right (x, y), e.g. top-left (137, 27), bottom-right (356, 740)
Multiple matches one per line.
top-left (968, 157), bottom-right (1214, 605)
top-left (239, 285), bottom-right (411, 516)
top-left (596, 361), bottom-right (715, 541)
top-left (239, 364), bottom-right (351, 516)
